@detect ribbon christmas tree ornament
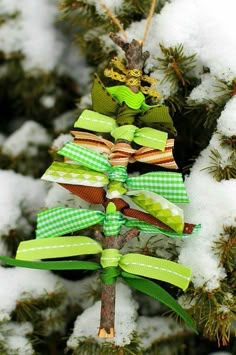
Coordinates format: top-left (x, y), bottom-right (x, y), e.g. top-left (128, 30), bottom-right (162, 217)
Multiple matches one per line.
top-left (0, 13), bottom-right (201, 338)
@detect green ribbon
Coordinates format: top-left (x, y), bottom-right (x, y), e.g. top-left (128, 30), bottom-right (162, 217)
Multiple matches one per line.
top-left (74, 109), bottom-right (167, 151)
top-left (91, 74), bottom-right (176, 134)
top-left (15, 236), bottom-right (191, 291)
top-left (35, 204), bottom-right (200, 240)
top-left (36, 206), bottom-right (163, 239)
top-left (56, 142), bottom-right (189, 203)
top-left (0, 254), bottom-right (196, 333)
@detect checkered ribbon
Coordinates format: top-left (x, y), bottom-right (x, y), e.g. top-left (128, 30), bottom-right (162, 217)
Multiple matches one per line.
top-left (35, 201), bottom-right (199, 240)
top-left (56, 142), bottom-right (188, 203)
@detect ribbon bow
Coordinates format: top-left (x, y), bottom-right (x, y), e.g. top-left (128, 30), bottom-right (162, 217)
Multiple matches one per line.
top-left (75, 109), bottom-right (168, 152)
top-left (47, 142), bottom-right (190, 234)
top-left (0, 232), bottom-right (197, 333)
top-left (91, 74), bottom-right (176, 133)
top-left (71, 130), bottom-right (177, 170)
top-left (34, 204), bottom-right (197, 240)
top-left (15, 236), bottom-right (191, 291)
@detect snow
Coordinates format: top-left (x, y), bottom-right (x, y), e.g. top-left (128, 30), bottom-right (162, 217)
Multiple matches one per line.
top-left (40, 95), bottom-right (56, 109)
top-left (0, 1), bottom-right (90, 86)
top-left (53, 112), bottom-right (78, 134)
top-left (188, 74), bottom-right (223, 102)
top-left (2, 121), bottom-right (51, 157)
top-left (0, 0), bottom-right (63, 70)
top-left (0, 322), bottom-right (34, 355)
top-left (0, 267), bottom-right (63, 321)
top-left (44, 183), bottom-right (90, 210)
top-left (0, 170), bottom-right (48, 244)
top-left (137, 316), bottom-right (185, 349)
top-left (62, 275), bottom-right (100, 310)
top-left (178, 140), bottom-right (236, 290)
top-left (67, 282), bottom-right (138, 348)
top-left (217, 97), bottom-right (236, 136)
top-left (155, 0), bottom-right (236, 81)
top-left (51, 133), bottom-right (73, 152)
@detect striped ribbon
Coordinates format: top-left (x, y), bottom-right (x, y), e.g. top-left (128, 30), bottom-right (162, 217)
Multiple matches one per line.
top-left (54, 142), bottom-right (187, 203)
top-left (71, 130), bottom-right (177, 170)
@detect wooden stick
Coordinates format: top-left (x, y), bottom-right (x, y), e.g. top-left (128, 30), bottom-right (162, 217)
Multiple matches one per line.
top-left (97, 0), bottom-right (127, 40)
top-left (141, 0), bottom-right (156, 45)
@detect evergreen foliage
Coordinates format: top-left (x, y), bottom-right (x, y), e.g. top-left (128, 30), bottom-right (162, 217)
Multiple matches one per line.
top-left (0, 1), bottom-right (235, 354)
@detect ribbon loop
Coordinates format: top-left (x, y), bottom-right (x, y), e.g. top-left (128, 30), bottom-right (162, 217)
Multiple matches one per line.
top-left (111, 125), bottom-right (167, 151)
top-left (103, 210), bottom-right (124, 236)
top-left (74, 110), bottom-right (167, 151)
top-left (100, 266), bottom-right (121, 285)
top-left (108, 165), bottom-right (128, 182)
top-left (75, 109), bottom-right (117, 132)
top-left (101, 249), bottom-right (122, 268)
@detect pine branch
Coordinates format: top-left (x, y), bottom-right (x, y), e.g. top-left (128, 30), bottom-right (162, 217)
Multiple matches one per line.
top-left (213, 225), bottom-right (236, 273)
top-left (184, 285), bottom-right (236, 346)
top-left (220, 134), bottom-right (236, 150)
top-left (157, 44), bottom-right (197, 90)
top-left (201, 149), bottom-right (236, 181)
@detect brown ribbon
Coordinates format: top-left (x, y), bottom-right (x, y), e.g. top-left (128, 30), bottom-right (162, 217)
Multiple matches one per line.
top-left (59, 183), bottom-right (194, 234)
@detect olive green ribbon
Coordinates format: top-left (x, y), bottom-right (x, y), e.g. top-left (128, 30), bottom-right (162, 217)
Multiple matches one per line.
top-left (91, 74), bottom-right (176, 134)
top-left (74, 109), bottom-right (167, 151)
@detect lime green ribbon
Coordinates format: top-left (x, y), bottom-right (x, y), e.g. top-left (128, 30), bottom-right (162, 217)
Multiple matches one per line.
top-left (74, 109), bottom-right (167, 151)
top-left (15, 236), bottom-right (191, 291)
top-left (0, 254), bottom-right (196, 333)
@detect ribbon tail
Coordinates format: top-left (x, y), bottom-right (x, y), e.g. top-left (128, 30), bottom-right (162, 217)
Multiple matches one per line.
top-left (0, 256), bottom-right (101, 271)
top-left (120, 253), bottom-right (191, 290)
top-left (127, 190), bottom-right (184, 234)
top-left (59, 184), bottom-right (106, 204)
top-left (126, 172), bottom-right (189, 203)
top-left (16, 236), bottom-right (102, 261)
top-left (121, 272), bottom-right (197, 334)
top-left (58, 142), bottom-right (111, 173)
top-left (36, 207), bottom-right (104, 239)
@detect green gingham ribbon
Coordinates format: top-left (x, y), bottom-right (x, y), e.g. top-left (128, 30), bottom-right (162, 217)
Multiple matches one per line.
top-left (36, 204), bottom-right (201, 240)
top-left (74, 109), bottom-right (168, 151)
top-left (35, 206), bottom-right (164, 239)
top-left (57, 142), bottom-right (189, 203)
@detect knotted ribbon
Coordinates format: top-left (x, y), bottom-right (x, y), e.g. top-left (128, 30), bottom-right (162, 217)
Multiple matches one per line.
top-left (75, 109), bottom-right (168, 152)
top-left (71, 130), bottom-right (177, 170)
top-left (15, 236), bottom-right (191, 291)
top-left (34, 205), bottom-right (199, 240)
top-left (104, 57), bottom-right (161, 99)
top-left (91, 74), bottom-right (176, 132)
top-left (47, 142), bottom-right (188, 234)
